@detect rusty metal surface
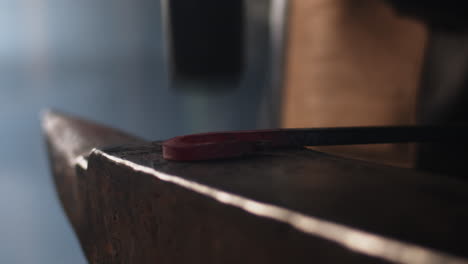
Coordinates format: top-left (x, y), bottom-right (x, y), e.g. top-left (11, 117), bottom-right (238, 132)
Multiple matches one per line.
top-left (42, 110), bottom-right (145, 238)
top-left (44, 112), bottom-right (468, 263)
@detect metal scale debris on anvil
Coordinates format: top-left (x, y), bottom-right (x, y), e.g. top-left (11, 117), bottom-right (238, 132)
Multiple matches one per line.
top-left (43, 110), bottom-right (468, 264)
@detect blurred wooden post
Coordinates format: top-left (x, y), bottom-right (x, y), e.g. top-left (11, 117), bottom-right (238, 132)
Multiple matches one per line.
top-left (281, 0), bottom-right (428, 167)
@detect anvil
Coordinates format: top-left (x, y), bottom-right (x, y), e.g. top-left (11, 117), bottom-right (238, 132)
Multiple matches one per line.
top-left (43, 110), bottom-right (468, 264)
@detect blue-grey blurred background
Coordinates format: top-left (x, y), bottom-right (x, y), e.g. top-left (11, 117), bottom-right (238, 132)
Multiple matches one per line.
top-left (0, 0), bottom-right (284, 262)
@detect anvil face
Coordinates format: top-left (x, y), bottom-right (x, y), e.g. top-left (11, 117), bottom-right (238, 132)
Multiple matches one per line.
top-left (43, 110), bottom-right (468, 264)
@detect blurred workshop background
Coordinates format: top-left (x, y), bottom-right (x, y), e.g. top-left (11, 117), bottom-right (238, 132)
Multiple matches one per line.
top-left (5, 0), bottom-right (459, 262)
top-left (0, 0), bottom-right (280, 263)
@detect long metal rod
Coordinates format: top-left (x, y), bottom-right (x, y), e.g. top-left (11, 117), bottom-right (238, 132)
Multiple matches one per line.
top-left (163, 125), bottom-right (468, 161)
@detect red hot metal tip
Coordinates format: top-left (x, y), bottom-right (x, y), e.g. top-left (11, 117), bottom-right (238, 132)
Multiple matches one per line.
top-left (162, 129), bottom-right (291, 161)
